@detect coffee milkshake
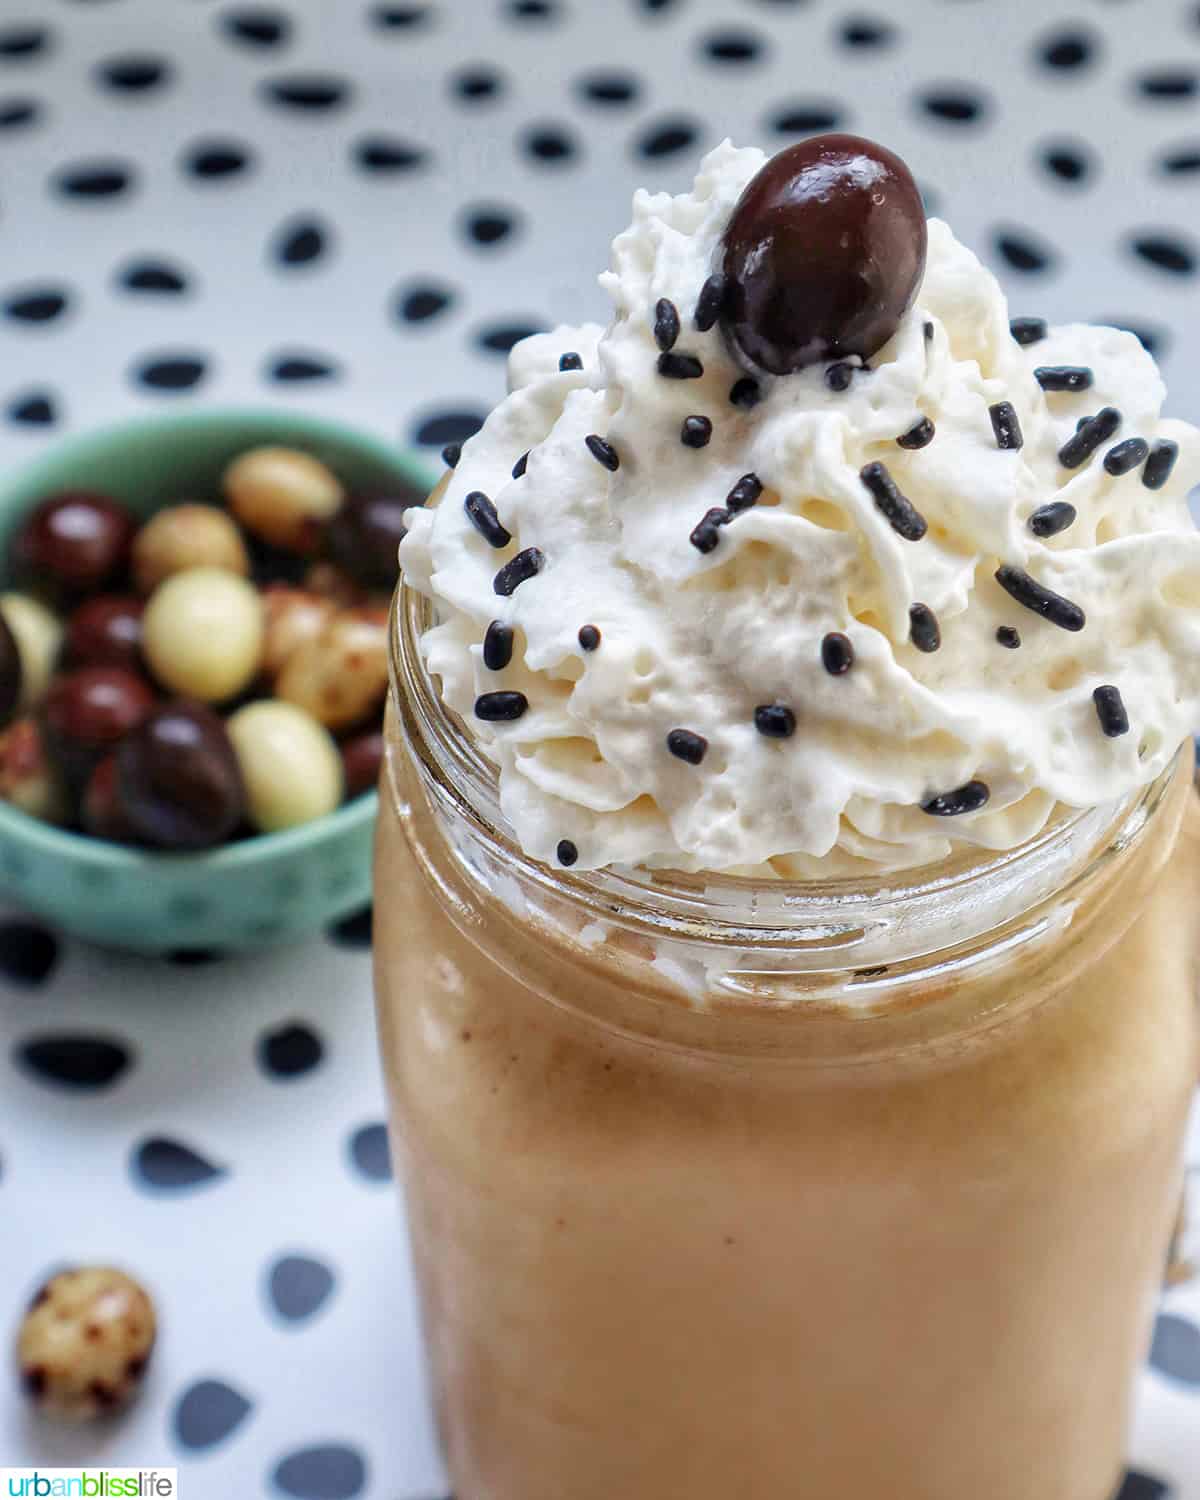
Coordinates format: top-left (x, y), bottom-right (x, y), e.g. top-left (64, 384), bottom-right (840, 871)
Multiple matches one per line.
top-left (376, 135), bottom-right (1200, 1499)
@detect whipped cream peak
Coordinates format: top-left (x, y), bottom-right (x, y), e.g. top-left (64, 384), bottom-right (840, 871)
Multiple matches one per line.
top-left (400, 140), bottom-right (1200, 875)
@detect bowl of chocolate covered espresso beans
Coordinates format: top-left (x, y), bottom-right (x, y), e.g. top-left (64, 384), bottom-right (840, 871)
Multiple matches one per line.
top-left (0, 409), bottom-right (433, 953)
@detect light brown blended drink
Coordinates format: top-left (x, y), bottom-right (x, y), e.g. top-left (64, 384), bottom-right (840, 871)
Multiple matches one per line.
top-left (375, 134), bottom-right (1200, 1499)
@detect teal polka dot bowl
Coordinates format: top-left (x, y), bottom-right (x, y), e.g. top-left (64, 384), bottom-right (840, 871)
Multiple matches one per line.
top-left (0, 408), bottom-right (437, 953)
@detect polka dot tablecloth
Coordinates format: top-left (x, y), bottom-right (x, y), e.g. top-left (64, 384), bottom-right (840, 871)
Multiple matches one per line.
top-left (1, 0), bottom-right (1199, 1495)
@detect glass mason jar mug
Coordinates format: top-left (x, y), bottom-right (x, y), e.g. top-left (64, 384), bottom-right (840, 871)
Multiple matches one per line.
top-left (375, 585), bottom-right (1200, 1500)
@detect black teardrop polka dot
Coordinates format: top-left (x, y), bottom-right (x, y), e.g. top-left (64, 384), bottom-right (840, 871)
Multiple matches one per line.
top-left (173, 1379), bottom-right (254, 1451)
top-left (3, 287), bottom-right (69, 323)
top-left (5, 390), bottom-right (58, 426)
top-left (1149, 1313), bottom-right (1200, 1385)
top-left (770, 102), bottom-right (845, 135)
top-left (118, 258), bottom-right (190, 293)
top-left (453, 65), bottom-right (504, 101)
top-left (272, 216), bottom-right (330, 266)
top-left (1161, 145), bottom-right (1200, 175)
top-left (411, 410), bottom-right (487, 448)
top-left (273, 1446), bottom-right (367, 1500)
top-left (0, 98), bottom-right (40, 130)
top-left (95, 55), bottom-right (171, 93)
top-left (636, 116), bottom-right (701, 159)
top-left (268, 353), bottom-right (339, 381)
top-left (1137, 68), bottom-right (1197, 100)
top-left (133, 353), bottom-right (209, 391)
top-left (839, 16), bottom-right (894, 49)
top-left (132, 1136), bottom-right (226, 1191)
top-left (268, 1255), bottom-right (336, 1322)
top-left (353, 135), bottom-right (429, 172)
top-left (1041, 139), bottom-right (1092, 184)
top-left (1036, 28), bottom-right (1097, 71)
top-left (182, 139), bottom-right (254, 179)
top-left (328, 904), bottom-right (373, 946)
top-left (507, 0), bottom-right (559, 20)
top-left (0, 922), bottom-right (59, 985)
top-left (1131, 234), bottom-right (1196, 275)
top-left (576, 71), bottom-right (641, 106)
top-left (0, 24), bottom-right (51, 58)
top-left (53, 160), bottom-right (136, 199)
top-left (1114, 1471), bottom-right (1172, 1500)
top-left (476, 321), bottom-right (546, 354)
top-left (397, 282), bottom-right (456, 322)
top-left (522, 122), bottom-right (579, 164)
top-left (220, 7), bottom-right (292, 48)
top-left (371, 4), bottom-right (432, 27)
top-left (258, 1022), bottom-right (324, 1078)
top-left (918, 86), bottom-right (987, 125)
top-left (994, 229), bottom-right (1057, 274)
top-left (348, 1121), bottom-right (391, 1181)
top-left (262, 75), bottom-right (352, 112)
top-left (701, 28), bottom-right (766, 64)
top-left (462, 205), bottom-right (520, 246)
top-left (16, 1035), bottom-right (132, 1090)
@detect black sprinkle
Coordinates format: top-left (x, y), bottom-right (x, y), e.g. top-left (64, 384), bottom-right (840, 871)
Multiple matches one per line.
top-left (0, 924), bottom-right (58, 985)
top-left (413, 409), bottom-right (485, 447)
top-left (994, 565), bottom-right (1086, 631)
top-left (269, 354), bottom-right (337, 382)
top-left (636, 116), bottom-right (700, 159)
top-left (1010, 316), bottom-right (1047, 346)
top-left (921, 780), bottom-right (990, 817)
top-left (398, 283), bottom-right (454, 322)
top-left (173, 1379), bottom-right (254, 1451)
top-left (119, 259), bottom-right (189, 293)
top-left (96, 55), bottom-right (170, 92)
top-left (1041, 141), bottom-right (1092, 184)
top-left (754, 704), bottom-right (796, 739)
top-left (1058, 405), bottom-right (1121, 468)
top-left (166, 947), bottom-right (223, 966)
top-left (654, 298), bottom-right (680, 352)
top-left (328, 906), bottom-right (372, 948)
top-left (1029, 501), bottom-right (1077, 538)
top-left (729, 376), bottom-right (762, 409)
top-left (1143, 440), bottom-right (1179, 490)
top-left (989, 401), bottom-right (1023, 450)
top-left (355, 135), bottom-right (429, 173)
top-left (556, 838), bottom-right (578, 867)
top-left (133, 1136), bottom-right (225, 1191)
top-left (54, 161), bottom-right (135, 199)
top-left (559, 351), bottom-right (583, 371)
top-left (918, 86), bottom-right (986, 124)
top-left (994, 230), bottom-right (1055, 274)
top-left (0, 99), bottom-right (39, 130)
top-left (689, 507), bottom-right (730, 553)
top-left (463, 206), bottom-right (518, 245)
top-left (454, 65), bottom-right (504, 101)
top-left (6, 391), bottom-right (57, 426)
top-left (512, 450), bottom-right (529, 479)
top-left (859, 462), bottom-right (927, 541)
top-left (693, 273), bottom-right (727, 332)
top-left (493, 547), bottom-right (544, 596)
top-left (658, 351), bottom-right (704, 380)
top-left (274, 218), bottom-right (328, 266)
top-left (222, 8), bottom-right (292, 48)
top-left (268, 1256), bottom-right (335, 1323)
top-left (183, 140), bottom-right (254, 179)
top-left (0, 25), bottom-right (50, 58)
top-left (821, 632), bottom-right (854, 675)
top-left (273, 1445), bottom-right (367, 1500)
top-left (666, 729), bottom-right (708, 765)
top-left (258, 1023), bottom-right (323, 1079)
top-left (1093, 685), bottom-right (1129, 738)
top-left (134, 354), bottom-right (208, 392)
top-left (1103, 437), bottom-right (1150, 477)
top-left (1137, 68), bottom-right (1197, 101)
top-left (577, 624), bottom-right (600, 651)
top-left (262, 74), bottom-right (351, 111)
top-left (349, 1121), bottom-right (390, 1180)
top-left (908, 603), bottom-right (941, 653)
top-left (897, 416), bottom-right (935, 449)
top-left (482, 621), bottom-right (514, 671)
top-left (585, 434), bottom-right (619, 471)
top-left (3, 289), bottom-right (68, 324)
top-left (1114, 1470), bottom-right (1171, 1500)
top-left (1037, 27), bottom-right (1096, 70)
top-left (923, 320), bottom-right (934, 342)
top-left (1130, 234), bottom-right (1195, 276)
top-left (16, 1036), bottom-right (131, 1091)
top-left (475, 690), bottom-right (528, 722)
top-left (442, 442), bottom-right (461, 468)
top-left (577, 70), bottom-right (640, 106)
top-left (725, 473), bottom-right (763, 512)
top-left (770, 103), bottom-right (844, 135)
top-left (478, 322), bottom-right (543, 355)
top-left (996, 625), bottom-right (1021, 649)
top-left (464, 491), bottom-right (511, 549)
top-left (680, 415), bottom-right (712, 449)
top-left (523, 124), bottom-right (578, 164)
top-left (1035, 365), bottom-right (1093, 393)
top-left (825, 362), bottom-right (855, 392)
